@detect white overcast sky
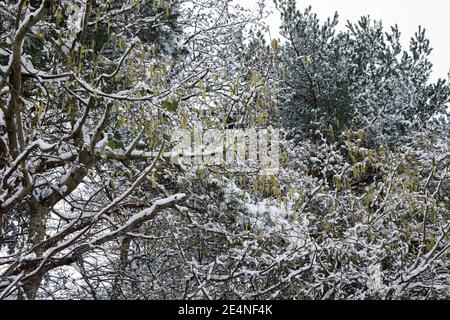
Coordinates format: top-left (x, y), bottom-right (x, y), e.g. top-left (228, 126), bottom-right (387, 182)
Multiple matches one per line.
top-left (240, 0), bottom-right (450, 81)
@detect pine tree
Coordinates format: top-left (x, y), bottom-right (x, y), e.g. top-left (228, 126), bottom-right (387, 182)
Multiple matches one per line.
top-left (274, 0), bottom-right (449, 146)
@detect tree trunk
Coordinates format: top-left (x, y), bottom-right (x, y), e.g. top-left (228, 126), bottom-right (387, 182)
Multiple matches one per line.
top-left (23, 201), bottom-right (49, 299)
top-left (111, 236), bottom-right (132, 299)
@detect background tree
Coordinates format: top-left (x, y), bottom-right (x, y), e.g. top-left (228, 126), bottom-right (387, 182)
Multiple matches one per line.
top-left (275, 0), bottom-right (449, 146)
